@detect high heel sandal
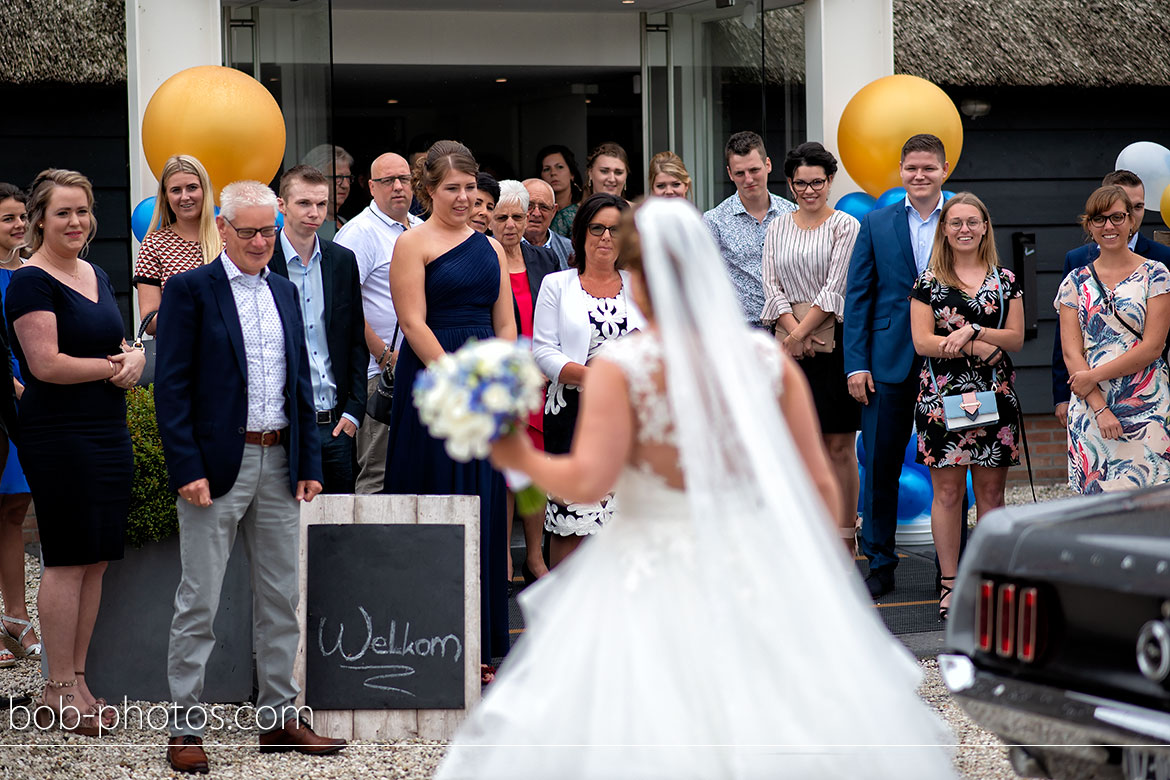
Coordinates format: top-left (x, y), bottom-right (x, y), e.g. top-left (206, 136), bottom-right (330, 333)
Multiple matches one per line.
top-left (76, 671), bottom-right (117, 728)
top-left (938, 576), bottom-right (956, 622)
top-left (0, 615), bottom-right (42, 659)
top-left (33, 679), bottom-right (103, 736)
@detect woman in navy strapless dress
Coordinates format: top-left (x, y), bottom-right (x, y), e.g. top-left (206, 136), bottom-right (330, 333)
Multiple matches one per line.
top-left (384, 142), bottom-right (517, 673)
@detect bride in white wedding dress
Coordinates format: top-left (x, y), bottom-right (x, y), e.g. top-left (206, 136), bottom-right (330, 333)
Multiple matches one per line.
top-left (436, 198), bottom-right (955, 779)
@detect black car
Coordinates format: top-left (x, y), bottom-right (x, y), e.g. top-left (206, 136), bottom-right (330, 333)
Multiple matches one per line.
top-left (939, 487), bottom-right (1170, 780)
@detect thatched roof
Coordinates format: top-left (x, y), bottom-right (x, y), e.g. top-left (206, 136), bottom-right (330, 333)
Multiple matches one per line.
top-left (1, 0), bottom-right (1166, 88)
top-left (0, 0), bottom-right (126, 85)
top-left (722, 0), bottom-right (1170, 88)
top-left (895, 0), bottom-right (1170, 87)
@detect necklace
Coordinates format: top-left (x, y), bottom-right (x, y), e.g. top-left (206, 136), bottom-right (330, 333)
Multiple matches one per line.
top-left (37, 253), bottom-right (82, 280)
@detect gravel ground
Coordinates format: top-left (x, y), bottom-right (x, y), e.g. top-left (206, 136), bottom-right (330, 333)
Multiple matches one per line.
top-left (0, 483), bottom-right (1079, 778)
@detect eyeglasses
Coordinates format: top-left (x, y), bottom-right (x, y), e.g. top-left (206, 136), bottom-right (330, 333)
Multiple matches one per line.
top-left (223, 218), bottom-right (277, 239)
top-left (946, 218), bottom-right (985, 231)
top-left (586, 223), bottom-right (620, 237)
top-left (528, 202), bottom-right (555, 213)
top-left (495, 214), bottom-right (526, 223)
top-left (1088, 211), bottom-right (1129, 227)
top-left (329, 175), bottom-right (354, 183)
top-left (371, 175), bottom-right (411, 187)
top-left (790, 178), bottom-right (827, 192)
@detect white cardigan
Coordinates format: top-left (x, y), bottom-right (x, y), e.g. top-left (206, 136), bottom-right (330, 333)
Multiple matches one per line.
top-left (532, 269), bottom-right (646, 383)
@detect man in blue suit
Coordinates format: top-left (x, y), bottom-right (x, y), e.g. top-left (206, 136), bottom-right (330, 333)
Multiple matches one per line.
top-left (156, 181), bottom-right (343, 773)
top-left (1052, 169), bottom-right (1170, 424)
top-left (844, 134), bottom-right (949, 598)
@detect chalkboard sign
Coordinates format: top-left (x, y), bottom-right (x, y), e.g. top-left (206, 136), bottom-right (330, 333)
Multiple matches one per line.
top-left (306, 524), bottom-right (466, 710)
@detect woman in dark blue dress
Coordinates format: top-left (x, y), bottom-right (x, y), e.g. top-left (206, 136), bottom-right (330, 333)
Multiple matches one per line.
top-left (8, 170), bottom-right (143, 734)
top-left (385, 142), bottom-right (517, 679)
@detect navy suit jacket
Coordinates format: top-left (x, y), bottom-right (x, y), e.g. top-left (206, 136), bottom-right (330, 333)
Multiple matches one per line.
top-left (267, 233), bottom-right (368, 423)
top-left (844, 201), bottom-right (921, 385)
top-left (155, 255), bottom-right (323, 498)
top-left (1050, 233), bottom-right (1170, 406)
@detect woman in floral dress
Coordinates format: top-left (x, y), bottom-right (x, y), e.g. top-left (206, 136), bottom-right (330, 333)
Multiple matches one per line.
top-left (1057, 185), bottom-right (1170, 494)
top-left (910, 193), bottom-right (1024, 621)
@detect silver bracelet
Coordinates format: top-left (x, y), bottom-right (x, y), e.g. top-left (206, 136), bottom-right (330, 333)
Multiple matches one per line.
top-left (1093, 405), bottom-right (1109, 418)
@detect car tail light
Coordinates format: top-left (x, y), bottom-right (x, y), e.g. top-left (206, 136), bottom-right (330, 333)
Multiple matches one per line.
top-left (976, 579), bottom-right (995, 652)
top-left (1017, 587), bottom-right (1039, 663)
top-left (996, 584), bottom-right (1017, 658)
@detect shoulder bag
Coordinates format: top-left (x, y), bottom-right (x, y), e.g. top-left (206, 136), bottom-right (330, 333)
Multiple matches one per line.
top-left (1087, 263), bottom-right (1144, 341)
top-left (134, 311), bottom-right (158, 387)
top-left (930, 274), bottom-right (1004, 431)
top-left (365, 322), bottom-right (400, 424)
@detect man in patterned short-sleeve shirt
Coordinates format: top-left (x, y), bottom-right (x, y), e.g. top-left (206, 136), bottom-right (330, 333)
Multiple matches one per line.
top-left (702, 131), bottom-right (795, 326)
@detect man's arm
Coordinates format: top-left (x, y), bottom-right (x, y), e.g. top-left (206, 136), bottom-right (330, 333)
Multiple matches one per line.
top-left (843, 213), bottom-right (877, 377)
top-left (154, 274), bottom-right (206, 491)
top-left (288, 294), bottom-right (325, 486)
top-left (336, 249), bottom-right (368, 425)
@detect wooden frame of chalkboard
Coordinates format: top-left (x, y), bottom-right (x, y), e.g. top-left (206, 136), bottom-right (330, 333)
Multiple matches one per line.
top-left (294, 494), bottom-right (482, 741)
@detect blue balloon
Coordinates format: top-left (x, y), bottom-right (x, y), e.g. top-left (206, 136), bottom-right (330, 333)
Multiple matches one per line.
top-left (275, 211), bottom-right (284, 228)
top-left (875, 187), bottom-right (907, 210)
top-left (943, 190), bottom-right (956, 201)
top-left (897, 468), bottom-right (932, 521)
top-left (855, 432), bottom-right (865, 464)
top-left (131, 196), bottom-right (156, 242)
top-left (904, 431), bottom-right (920, 464)
top-left (835, 191), bottom-right (877, 221)
top-left (966, 469), bottom-right (976, 510)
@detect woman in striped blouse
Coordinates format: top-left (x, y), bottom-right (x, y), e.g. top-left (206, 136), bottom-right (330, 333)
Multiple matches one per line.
top-left (761, 142), bottom-right (861, 552)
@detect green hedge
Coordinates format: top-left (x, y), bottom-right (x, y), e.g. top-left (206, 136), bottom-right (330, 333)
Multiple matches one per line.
top-left (125, 386), bottom-right (178, 547)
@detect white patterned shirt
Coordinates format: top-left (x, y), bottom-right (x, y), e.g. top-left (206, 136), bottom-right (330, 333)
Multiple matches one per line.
top-left (702, 191), bottom-right (796, 322)
top-left (221, 254), bottom-right (288, 431)
top-left (760, 210), bottom-right (860, 323)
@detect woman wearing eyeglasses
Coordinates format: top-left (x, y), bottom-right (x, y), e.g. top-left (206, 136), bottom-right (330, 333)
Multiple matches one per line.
top-left (910, 192), bottom-right (1024, 621)
top-left (760, 142), bottom-right (860, 553)
top-left (1057, 185), bottom-right (1170, 494)
top-left (532, 194), bottom-right (645, 566)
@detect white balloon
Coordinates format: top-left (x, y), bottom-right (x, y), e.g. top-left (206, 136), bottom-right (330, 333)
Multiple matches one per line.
top-left (1116, 141), bottom-right (1170, 212)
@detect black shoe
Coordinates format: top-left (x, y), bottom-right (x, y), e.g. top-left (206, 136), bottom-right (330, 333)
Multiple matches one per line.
top-left (864, 570), bottom-right (895, 599)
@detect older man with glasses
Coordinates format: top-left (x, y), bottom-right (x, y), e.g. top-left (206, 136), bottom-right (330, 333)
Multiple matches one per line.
top-left (334, 153), bottom-right (423, 493)
top-left (522, 178), bottom-right (572, 270)
top-left (300, 144), bottom-right (354, 238)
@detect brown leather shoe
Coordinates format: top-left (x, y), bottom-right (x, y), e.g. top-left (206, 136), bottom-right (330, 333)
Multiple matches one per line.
top-left (167, 735), bottom-right (209, 774)
top-left (258, 716), bottom-right (346, 755)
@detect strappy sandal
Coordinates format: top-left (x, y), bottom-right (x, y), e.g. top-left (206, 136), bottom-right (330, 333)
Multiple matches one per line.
top-left (0, 615), bottom-right (42, 659)
top-left (76, 671), bottom-right (117, 728)
top-left (33, 679), bottom-right (103, 737)
top-left (481, 664), bottom-right (497, 686)
top-left (938, 576), bottom-right (956, 622)
top-left (0, 647), bottom-right (14, 669)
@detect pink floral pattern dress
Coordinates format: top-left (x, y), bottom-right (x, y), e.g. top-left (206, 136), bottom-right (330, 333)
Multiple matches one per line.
top-left (1056, 259), bottom-right (1170, 493)
top-left (911, 267), bottom-right (1022, 469)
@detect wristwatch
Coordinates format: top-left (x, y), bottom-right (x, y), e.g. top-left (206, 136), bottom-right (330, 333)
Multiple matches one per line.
top-left (970, 323), bottom-right (982, 339)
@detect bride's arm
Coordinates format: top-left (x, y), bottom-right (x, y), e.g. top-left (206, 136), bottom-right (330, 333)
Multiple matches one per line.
top-left (778, 353), bottom-right (843, 524)
top-left (490, 358), bottom-right (632, 503)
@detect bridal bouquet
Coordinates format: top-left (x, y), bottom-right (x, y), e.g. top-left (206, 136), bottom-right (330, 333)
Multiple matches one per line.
top-left (414, 338), bottom-right (545, 462)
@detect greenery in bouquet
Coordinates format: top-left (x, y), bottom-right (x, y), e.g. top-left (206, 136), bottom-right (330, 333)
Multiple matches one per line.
top-left (125, 385), bottom-right (178, 546)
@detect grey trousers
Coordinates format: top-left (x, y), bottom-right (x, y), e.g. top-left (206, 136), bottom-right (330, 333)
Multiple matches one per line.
top-left (167, 444), bottom-right (301, 736)
top-left (354, 373), bottom-right (390, 494)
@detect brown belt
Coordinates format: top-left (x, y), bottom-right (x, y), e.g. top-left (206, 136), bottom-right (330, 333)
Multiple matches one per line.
top-left (244, 429), bottom-right (285, 446)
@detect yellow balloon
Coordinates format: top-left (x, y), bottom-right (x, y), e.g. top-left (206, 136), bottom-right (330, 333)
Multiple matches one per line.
top-left (142, 66), bottom-right (285, 202)
top-left (837, 75), bottom-right (963, 197)
top-left (1161, 183), bottom-right (1170, 229)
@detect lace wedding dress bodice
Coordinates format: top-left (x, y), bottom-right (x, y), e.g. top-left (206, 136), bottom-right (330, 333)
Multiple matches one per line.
top-left (600, 328), bottom-right (783, 490)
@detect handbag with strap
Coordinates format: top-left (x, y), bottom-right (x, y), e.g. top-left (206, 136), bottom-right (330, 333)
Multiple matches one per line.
top-left (134, 311), bottom-right (158, 387)
top-left (365, 322), bottom-right (400, 424)
top-left (929, 273), bottom-right (1005, 431)
top-left (773, 302), bottom-right (835, 353)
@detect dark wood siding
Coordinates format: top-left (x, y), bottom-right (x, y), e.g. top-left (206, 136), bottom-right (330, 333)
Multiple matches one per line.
top-left (941, 86), bottom-right (1170, 414)
top-left (1, 83), bottom-right (133, 330)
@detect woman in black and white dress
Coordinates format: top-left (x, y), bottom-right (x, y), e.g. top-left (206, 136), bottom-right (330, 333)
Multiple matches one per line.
top-left (532, 194), bottom-right (645, 566)
top-left (760, 142), bottom-right (860, 552)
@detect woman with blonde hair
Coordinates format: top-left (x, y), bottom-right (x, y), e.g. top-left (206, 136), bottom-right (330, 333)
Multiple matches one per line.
top-left (647, 151), bottom-right (691, 199)
top-left (909, 192), bottom-right (1024, 621)
top-left (133, 154), bottom-right (219, 334)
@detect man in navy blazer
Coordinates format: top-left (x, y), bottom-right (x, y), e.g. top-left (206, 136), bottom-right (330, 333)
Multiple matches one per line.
top-left (269, 165), bottom-right (367, 494)
top-left (156, 181), bottom-right (341, 773)
top-left (844, 134), bottom-right (949, 598)
top-left (1052, 169), bottom-right (1170, 424)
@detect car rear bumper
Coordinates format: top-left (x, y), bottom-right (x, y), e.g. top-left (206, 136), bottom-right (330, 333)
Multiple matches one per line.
top-left (939, 653), bottom-right (1170, 774)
